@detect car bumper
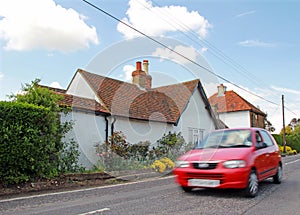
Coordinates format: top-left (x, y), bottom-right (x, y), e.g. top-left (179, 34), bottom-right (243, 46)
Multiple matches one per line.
top-left (173, 167), bottom-right (251, 189)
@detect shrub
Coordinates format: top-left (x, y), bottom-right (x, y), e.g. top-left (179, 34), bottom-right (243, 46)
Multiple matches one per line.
top-left (154, 131), bottom-right (186, 160)
top-left (279, 145), bottom-right (298, 155)
top-left (151, 157), bottom-right (175, 173)
top-left (1, 79), bottom-right (82, 184)
top-left (0, 102), bottom-right (59, 184)
top-left (151, 160), bottom-right (166, 173)
top-left (95, 131), bottom-right (185, 172)
top-left (128, 141), bottom-right (151, 161)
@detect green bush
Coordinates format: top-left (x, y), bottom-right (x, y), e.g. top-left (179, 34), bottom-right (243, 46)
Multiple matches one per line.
top-left (1, 79), bottom-right (82, 185)
top-left (286, 135), bottom-right (300, 153)
top-left (0, 102), bottom-right (59, 184)
top-left (272, 134), bottom-right (283, 145)
top-left (273, 129), bottom-right (300, 153)
top-left (154, 131), bottom-right (186, 160)
top-left (95, 131), bottom-right (187, 171)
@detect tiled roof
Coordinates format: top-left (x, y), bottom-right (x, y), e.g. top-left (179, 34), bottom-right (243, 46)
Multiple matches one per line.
top-left (38, 84), bottom-right (66, 93)
top-left (56, 92), bottom-right (109, 114)
top-left (79, 69), bottom-right (199, 124)
top-left (209, 90), bottom-right (265, 115)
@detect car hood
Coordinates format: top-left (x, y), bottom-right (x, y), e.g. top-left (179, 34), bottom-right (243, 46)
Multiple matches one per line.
top-left (178, 148), bottom-right (252, 162)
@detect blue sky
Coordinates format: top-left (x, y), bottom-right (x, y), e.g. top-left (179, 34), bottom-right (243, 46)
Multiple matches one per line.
top-left (1, 0), bottom-right (299, 133)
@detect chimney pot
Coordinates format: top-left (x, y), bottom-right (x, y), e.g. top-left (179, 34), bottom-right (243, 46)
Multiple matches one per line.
top-left (143, 60), bottom-right (149, 74)
top-left (136, 61), bottom-right (142, 71)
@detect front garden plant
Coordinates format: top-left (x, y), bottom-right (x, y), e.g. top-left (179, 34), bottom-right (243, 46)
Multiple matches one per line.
top-left (95, 131), bottom-right (189, 173)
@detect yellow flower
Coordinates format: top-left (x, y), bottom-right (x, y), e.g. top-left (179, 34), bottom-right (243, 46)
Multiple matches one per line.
top-left (151, 160), bottom-right (166, 172)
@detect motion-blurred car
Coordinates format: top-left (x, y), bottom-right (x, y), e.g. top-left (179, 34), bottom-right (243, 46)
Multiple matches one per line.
top-left (173, 128), bottom-right (282, 197)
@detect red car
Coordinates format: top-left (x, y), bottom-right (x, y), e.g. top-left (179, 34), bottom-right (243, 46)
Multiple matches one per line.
top-left (173, 128), bottom-right (282, 197)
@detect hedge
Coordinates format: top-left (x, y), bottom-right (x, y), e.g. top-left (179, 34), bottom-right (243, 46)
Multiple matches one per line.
top-left (0, 101), bottom-right (60, 184)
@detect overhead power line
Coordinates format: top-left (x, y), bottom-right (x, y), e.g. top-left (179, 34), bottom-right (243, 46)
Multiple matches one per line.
top-left (140, 0), bottom-right (265, 88)
top-left (82, 0), bottom-right (286, 109)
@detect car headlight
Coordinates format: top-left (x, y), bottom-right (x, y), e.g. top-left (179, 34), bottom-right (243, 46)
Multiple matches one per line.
top-left (223, 160), bottom-right (246, 168)
top-left (175, 160), bottom-right (190, 168)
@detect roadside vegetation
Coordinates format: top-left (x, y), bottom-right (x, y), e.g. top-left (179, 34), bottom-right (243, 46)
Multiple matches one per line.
top-left (1, 79), bottom-right (299, 187)
top-left (272, 118), bottom-right (300, 155)
top-left (0, 79), bottom-right (82, 185)
top-left (95, 131), bottom-right (191, 173)
top-left (0, 79), bottom-right (190, 186)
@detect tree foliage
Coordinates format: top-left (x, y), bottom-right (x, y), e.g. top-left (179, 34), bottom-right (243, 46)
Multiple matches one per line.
top-left (1, 79), bottom-right (81, 184)
top-left (0, 102), bottom-right (59, 183)
top-left (277, 119), bottom-right (300, 153)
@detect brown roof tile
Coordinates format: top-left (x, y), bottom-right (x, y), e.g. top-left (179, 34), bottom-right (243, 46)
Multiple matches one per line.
top-left (56, 92), bottom-right (109, 114)
top-left (209, 90), bottom-right (265, 115)
top-left (79, 69), bottom-right (199, 124)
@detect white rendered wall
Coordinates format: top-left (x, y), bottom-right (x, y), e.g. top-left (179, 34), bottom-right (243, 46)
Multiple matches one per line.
top-left (67, 72), bottom-right (97, 101)
top-left (113, 89), bottom-right (216, 146)
top-left (113, 116), bottom-right (174, 145)
top-left (62, 111), bottom-right (107, 169)
top-left (219, 111), bottom-right (250, 128)
top-left (176, 89), bottom-right (216, 141)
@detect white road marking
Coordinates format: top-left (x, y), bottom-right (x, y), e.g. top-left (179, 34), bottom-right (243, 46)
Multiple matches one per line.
top-left (0, 175), bottom-right (174, 203)
top-left (284, 159), bottom-right (300, 165)
top-left (78, 207), bottom-right (110, 215)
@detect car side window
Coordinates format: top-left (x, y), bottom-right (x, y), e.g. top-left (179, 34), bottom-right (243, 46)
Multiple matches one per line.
top-left (260, 130), bottom-right (274, 147)
top-left (255, 132), bottom-right (262, 143)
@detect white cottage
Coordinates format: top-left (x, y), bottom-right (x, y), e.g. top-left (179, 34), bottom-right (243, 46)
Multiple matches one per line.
top-left (55, 60), bottom-right (220, 168)
top-left (209, 84), bottom-right (266, 129)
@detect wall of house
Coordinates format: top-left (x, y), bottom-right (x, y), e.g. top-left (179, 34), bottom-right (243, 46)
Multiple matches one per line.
top-left (63, 77), bottom-right (216, 168)
top-left (67, 72), bottom-right (98, 101)
top-left (176, 89), bottom-right (216, 143)
top-left (114, 89), bottom-right (216, 147)
top-left (61, 111), bottom-right (107, 169)
top-left (219, 111), bottom-right (250, 128)
top-left (113, 116), bottom-right (174, 146)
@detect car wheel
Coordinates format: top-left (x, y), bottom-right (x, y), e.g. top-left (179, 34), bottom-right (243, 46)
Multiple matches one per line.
top-left (244, 170), bottom-right (258, 197)
top-left (181, 186), bottom-right (192, 192)
top-left (273, 165), bottom-right (282, 184)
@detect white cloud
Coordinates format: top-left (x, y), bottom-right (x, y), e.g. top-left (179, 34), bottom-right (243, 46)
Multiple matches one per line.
top-left (238, 40), bottom-right (276, 48)
top-left (49, 81), bottom-right (63, 89)
top-left (121, 64), bottom-right (135, 82)
top-left (0, 72), bottom-right (3, 81)
top-left (117, 0), bottom-right (212, 39)
top-left (153, 45), bottom-right (198, 64)
top-left (235, 10), bottom-right (256, 18)
top-left (0, 0), bottom-right (99, 52)
top-left (200, 47), bottom-right (208, 53)
top-left (271, 85), bottom-right (300, 96)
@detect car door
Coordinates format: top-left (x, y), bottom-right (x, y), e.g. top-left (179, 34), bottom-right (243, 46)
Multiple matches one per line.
top-left (253, 131), bottom-right (269, 180)
top-left (260, 130), bottom-right (279, 176)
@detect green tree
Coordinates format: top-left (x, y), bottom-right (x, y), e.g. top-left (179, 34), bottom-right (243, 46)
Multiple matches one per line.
top-left (286, 124), bottom-right (300, 152)
top-left (9, 79), bottom-right (81, 173)
top-left (280, 125), bottom-right (293, 136)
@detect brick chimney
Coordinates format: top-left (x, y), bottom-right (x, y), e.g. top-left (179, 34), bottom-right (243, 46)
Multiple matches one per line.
top-left (132, 60), bottom-right (152, 90)
top-left (217, 84), bottom-right (226, 97)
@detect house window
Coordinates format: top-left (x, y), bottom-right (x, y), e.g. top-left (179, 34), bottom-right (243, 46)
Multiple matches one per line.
top-left (189, 128), bottom-right (204, 146)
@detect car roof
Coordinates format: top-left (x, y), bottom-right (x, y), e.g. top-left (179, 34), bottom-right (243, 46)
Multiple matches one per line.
top-left (214, 127), bottom-right (267, 133)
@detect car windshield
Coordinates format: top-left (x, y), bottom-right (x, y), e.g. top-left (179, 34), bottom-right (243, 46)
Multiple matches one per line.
top-left (196, 129), bottom-right (252, 149)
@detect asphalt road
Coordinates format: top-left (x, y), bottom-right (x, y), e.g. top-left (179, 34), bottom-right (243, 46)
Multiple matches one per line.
top-left (1, 154), bottom-right (299, 215)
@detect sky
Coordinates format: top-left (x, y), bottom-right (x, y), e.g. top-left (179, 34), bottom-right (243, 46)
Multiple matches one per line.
top-left (0, 0), bottom-right (300, 133)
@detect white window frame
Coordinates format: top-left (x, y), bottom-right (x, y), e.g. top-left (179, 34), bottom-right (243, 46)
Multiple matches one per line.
top-left (189, 128), bottom-right (204, 146)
